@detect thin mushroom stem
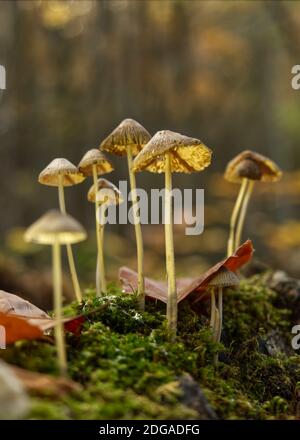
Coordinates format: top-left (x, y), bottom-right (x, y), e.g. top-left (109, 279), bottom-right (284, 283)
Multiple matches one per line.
top-left (213, 307), bottom-right (220, 366)
top-left (92, 165), bottom-right (107, 295)
top-left (126, 145), bottom-right (145, 311)
top-left (227, 178), bottom-right (249, 257)
top-left (58, 175), bottom-right (82, 303)
top-left (52, 238), bottom-right (67, 376)
top-left (235, 180), bottom-right (255, 250)
top-left (95, 202), bottom-right (107, 295)
top-left (165, 152), bottom-right (177, 339)
top-left (210, 288), bottom-right (216, 330)
top-left (216, 286), bottom-right (223, 344)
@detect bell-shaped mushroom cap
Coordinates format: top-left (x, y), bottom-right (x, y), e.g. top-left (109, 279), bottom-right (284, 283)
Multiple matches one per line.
top-left (38, 158), bottom-right (85, 187)
top-left (132, 130), bottom-right (212, 174)
top-left (24, 210), bottom-right (87, 245)
top-left (100, 118), bottom-right (151, 157)
top-left (87, 178), bottom-right (123, 205)
top-left (207, 267), bottom-right (240, 288)
top-left (225, 150), bottom-right (282, 184)
top-left (78, 149), bottom-right (114, 177)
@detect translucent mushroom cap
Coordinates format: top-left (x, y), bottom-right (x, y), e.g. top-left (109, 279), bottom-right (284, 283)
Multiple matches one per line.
top-left (207, 267), bottom-right (240, 288)
top-left (225, 150), bottom-right (282, 184)
top-left (132, 130), bottom-right (212, 174)
top-left (38, 158), bottom-right (85, 187)
top-left (24, 210), bottom-right (87, 245)
top-left (100, 118), bottom-right (151, 157)
top-left (78, 149), bottom-right (114, 177)
top-left (87, 178), bottom-right (123, 205)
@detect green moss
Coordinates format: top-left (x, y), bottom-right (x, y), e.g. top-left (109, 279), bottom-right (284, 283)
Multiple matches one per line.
top-left (1, 275), bottom-right (299, 420)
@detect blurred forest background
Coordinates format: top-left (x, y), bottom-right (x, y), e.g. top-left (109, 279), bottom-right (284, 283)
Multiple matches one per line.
top-left (0, 0), bottom-right (300, 307)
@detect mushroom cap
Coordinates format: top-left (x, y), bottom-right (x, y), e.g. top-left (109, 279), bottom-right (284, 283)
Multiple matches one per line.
top-left (225, 150), bottom-right (282, 184)
top-left (24, 210), bottom-right (87, 245)
top-left (38, 158), bottom-right (85, 187)
top-left (132, 130), bottom-right (212, 174)
top-left (100, 118), bottom-right (151, 157)
top-left (207, 267), bottom-right (240, 288)
top-left (87, 178), bottom-right (123, 205)
top-left (78, 149), bottom-right (114, 176)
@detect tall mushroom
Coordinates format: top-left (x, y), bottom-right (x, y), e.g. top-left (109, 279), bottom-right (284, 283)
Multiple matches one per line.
top-left (225, 150), bottom-right (282, 256)
top-left (87, 178), bottom-right (123, 295)
top-left (38, 158), bottom-right (85, 302)
top-left (78, 149), bottom-right (114, 295)
top-left (100, 118), bottom-right (151, 311)
top-left (24, 210), bottom-right (86, 376)
top-left (132, 130), bottom-right (212, 338)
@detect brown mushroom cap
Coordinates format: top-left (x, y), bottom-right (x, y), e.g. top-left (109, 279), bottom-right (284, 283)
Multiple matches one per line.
top-left (38, 158), bottom-right (85, 187)
top-left (78, 149), bottom-right (114, 177)
top-left (132, 130), bottom-right (212, 174)
top-left (225, 150), bottom-right (282, 184)
top-left (24, 210), bottom-right (87, 245)
top-left (207, 267), bottom-right (240, 288)
top-left (100, 118), bottom-right (151, 157)
top-left (87, 178), bottom-right (123, 205)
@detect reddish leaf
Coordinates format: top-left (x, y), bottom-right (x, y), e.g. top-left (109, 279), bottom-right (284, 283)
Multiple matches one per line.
top-left (0, 290), bottom-right (85, 342)
top-left (0, 312), bottom-right (44, 344)
top-left (119, 240), bottom-right (254, 305)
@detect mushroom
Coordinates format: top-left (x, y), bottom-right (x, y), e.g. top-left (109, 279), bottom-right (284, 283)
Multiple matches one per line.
top-left (78, 149), bottom-right (114, 295)
top-left (100, 118), bottom-right (151, 310)
top-left (24, 210), bottom-right (86, 376)
top-left (132, 130), bottom-right (212, 338)
top-left (225, 150), bottom-right (282, 256)
top-left (87, 178), bottom-right (123, 296)
top-left (38, 158), bottom-right (85, 302)
top-left (206, 267), bottom-right (240, 343)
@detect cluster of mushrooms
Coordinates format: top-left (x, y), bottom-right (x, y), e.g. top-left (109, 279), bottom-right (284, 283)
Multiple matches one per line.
top-left (24, 118), bottom-right (282, 375)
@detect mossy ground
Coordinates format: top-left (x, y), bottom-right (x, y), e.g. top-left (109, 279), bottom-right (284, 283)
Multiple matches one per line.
top-left (1, 275), bottom-right (299, 420)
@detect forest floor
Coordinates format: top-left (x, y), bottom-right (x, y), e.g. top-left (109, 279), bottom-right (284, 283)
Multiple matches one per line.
top-left (1, 272), bottom-right (300, 420)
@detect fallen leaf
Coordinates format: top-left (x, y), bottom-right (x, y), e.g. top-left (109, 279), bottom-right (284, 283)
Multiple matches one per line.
top-left (119, 240), bottom-right (254, 305)
top-left (0, 290), bottom-right (85, 343)
top-left (0, 313), bottom-right (44, 344)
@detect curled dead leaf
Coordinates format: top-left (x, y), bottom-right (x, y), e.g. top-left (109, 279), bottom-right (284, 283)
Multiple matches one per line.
top-left (119, 240), bottom-right (254, 305)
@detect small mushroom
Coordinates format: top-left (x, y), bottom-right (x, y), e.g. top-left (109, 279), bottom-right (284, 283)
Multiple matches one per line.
top-left (24, 210), bottom-right (86, 376)
top-left (39, 158), bottom-right (85, 302)
top-left (207, 267), bottom-right (240, 343)
top-left (225, 150), bottom-right (282, 256)
top-left (87, 178), bottom-right (123, 296)
top-left (78, 149), bottom-right (114, 295)
top-left (133, 130), bottom-right (212, 338)
top-left (100, 118), bottom-right (151, 310)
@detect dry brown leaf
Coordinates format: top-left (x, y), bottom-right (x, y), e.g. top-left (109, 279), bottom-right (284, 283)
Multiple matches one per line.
top-left (0, 313), bottom-right (44, 344)
top-left (0, 290), bottom-right (85, 344)
top-left (120, 240), bottom-right (254, 305)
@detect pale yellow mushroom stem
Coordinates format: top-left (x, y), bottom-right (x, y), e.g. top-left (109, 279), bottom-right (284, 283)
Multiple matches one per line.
top-left (58, 174), bottom-right (82, 302)
top-left (165, 152), bottom-right (177, 339)
top-left (216, 286), bottom-right (223, 344)
top-left (127, 145), bottom-right (145, 311)
top-left (95, 200), bottom-right (107, 295)
top-left (52, 238), bottom-right (67, 376)
top-left (92, 165), bottom-right (107, 295)
top-left (227, 178), bottom-right (249, 257)
top-left (235, 180), bottom-right (255, 250)
top-left (210, 288), bottom-right (216, 331)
